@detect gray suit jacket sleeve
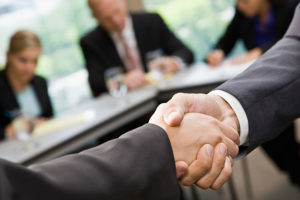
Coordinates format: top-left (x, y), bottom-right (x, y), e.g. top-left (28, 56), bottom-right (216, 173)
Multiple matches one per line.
top-left (0, 124), bottom-right (180, 200)
top-left (216, 4), bottom-right (300, 154)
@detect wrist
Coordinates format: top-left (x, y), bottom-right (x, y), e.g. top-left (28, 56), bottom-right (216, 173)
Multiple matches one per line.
top-left (149, 114), bottom-right (171, 139)
top-left (250, 48), bottom-right (262, 58)
top-left (208, 94), bottom-right (240, 134)
top-left (149, 121), bottom-right (178, 159)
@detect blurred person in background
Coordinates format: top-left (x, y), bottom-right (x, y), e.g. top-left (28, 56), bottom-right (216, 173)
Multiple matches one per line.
top-left (206, 0), bottom-right (300, 187)
top-left (0, 30), bottom-right (53, 140)
top-left (206, 0), bottom-right (299, 66)
top-left (80, 0), bottom-right (194, 97)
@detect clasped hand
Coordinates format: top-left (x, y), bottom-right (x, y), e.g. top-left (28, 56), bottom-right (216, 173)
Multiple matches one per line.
top-left (149, 93), bottom-right (240, 189)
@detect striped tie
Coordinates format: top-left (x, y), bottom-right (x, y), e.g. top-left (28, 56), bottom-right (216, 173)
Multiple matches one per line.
top-left (119, 33), bottom-right (143, 72)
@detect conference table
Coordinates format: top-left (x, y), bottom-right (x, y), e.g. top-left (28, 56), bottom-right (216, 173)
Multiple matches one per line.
top-left (0, 61), bottom-right (253, 166)
top-left (157, 61), bottom-right (252, 102)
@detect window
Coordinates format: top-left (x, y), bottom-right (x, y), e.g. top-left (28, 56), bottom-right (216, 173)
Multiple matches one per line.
top-left (143, 0), bottom-right (242, 61)
top-left (0, 0), bottom-right (96, 114)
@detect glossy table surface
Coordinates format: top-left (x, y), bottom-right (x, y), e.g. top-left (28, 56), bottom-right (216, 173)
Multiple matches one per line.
top-left (0, 61), bottom-right (254, 165)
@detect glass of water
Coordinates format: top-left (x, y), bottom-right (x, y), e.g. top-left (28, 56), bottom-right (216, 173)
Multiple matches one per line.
top-left (12, 114), bottom-right (34, 142)
top-left (146, 50), bottom-right (164, 82)
top-left (105, 67), bottom-right (128, 98)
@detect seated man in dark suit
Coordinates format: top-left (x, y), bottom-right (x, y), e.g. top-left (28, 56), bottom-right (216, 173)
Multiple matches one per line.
top-left (80, 0), bottom-right (194, 97)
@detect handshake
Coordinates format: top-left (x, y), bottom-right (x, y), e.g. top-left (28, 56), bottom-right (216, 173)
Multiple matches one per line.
top-left (149, 93), bottom-right (240, 189)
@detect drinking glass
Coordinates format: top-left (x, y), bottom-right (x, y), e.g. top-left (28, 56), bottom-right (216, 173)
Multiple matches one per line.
top-left (146, 49), bottom-right (164, 82)
top-left (12, 114), bottom-right (34, 142)
top-left (104, 67), bottom-right (127, 98)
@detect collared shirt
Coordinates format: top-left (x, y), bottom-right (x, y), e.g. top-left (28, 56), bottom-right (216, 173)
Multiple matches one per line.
top-left (210, 90), bottom-right (249, 146)
top-left (109, 16), bottom-right (186, 71)
top-left (15, 86), bottom-right (41, 118)
top-left (110, 17), bottom-right (143, 70)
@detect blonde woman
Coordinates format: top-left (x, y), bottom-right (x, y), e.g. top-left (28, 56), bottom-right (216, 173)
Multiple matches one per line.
top-left (0, 30), bottom-right (53, 140)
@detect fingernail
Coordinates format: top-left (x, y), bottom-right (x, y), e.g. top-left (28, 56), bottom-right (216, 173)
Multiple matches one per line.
top-left (177, 169), bottom-right (185, 176)
top-left (205, 144), bottom-right (213, 158)
top-left (226, 156), bottom-right (231, 166)
top-left (220, 144), bottom-right (227, 156)
top-left (166, 112), bottom-right (177, 125)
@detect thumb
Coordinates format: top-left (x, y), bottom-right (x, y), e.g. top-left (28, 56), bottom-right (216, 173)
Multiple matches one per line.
top-left (149, 103), bottom-right (166, 123)
top-left (163, 111), bottom-right (183, 127)
top-left (163, 93), bottom-right (219, 126)
top-left (163, 94), bottom-right (188, 126)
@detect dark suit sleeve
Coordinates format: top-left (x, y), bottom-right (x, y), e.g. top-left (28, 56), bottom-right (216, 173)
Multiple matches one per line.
top-left (32, 76), bottom-right (54, 118)
top-left (0, 124), bottom-right (180, 200)
top-left (155, 14), bottom-right (194, 65)
top-left (0, 127), bottom-right (5, 140)
top-left (39, 78), bottom-right (54, 118)
top-left (214, 10), bottom-right (242, 56)
top-left (259, 41), bottom-right (277, 54)
top-left (216, 4), bottom-right (300, 154)
top-left (80, 38), bottom-right (107, 97)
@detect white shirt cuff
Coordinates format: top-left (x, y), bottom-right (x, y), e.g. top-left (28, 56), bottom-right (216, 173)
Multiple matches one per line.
top-left (209, 90), bottom-right (249, 146)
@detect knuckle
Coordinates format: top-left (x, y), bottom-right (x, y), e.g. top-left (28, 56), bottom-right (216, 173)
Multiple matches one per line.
top-left (211, 182), bottom-right (222, 190)
top-left (208, 117), bottom-right (219, 126)
top-left (166, 102), bottom-right (177, 109)
top-left (215, 152), bottom-right (227, 165)
top-left (201, 159), bottom-right (212, 172)
top-left (196, 180), bottom-right (211, 190)
top-left (228, 144), bottom-right (239, 158)
top-left (191, 161), bottom-right (211, 179)
top-left (157, 103), bottom-right (166, 110)
top-left (233, 145), bottom-right (239, 157)
top-left (180, 178), bottom-right (194, 187)
top-left (215, 158), bottom-right (226, 169)
top-left (233, 132), bottom-right (240, 145)
top-left (214, 135), bottom-right (223, 143)
top-left (228, 145), bottom-right (239, 158)
top-left (173, 93), bottom-right (185, 100)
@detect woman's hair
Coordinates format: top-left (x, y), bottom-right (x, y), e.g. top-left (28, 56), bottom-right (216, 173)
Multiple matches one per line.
top-left (7, 30), bottom-right (41, 54)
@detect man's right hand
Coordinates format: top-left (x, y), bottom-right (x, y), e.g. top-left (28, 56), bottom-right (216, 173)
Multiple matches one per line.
top-left (163, 93), bottom-right (240, 133)
top-left (124, 69), bottom-right (146, 90)
top-left (149, 103), bottom-right (239, 189)
top-left (206, 50), bottom-right (225, 67)
top-left (148, 57), bottom-right (180, 74)
top-left (162, 93), bottom-right (241, 189)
